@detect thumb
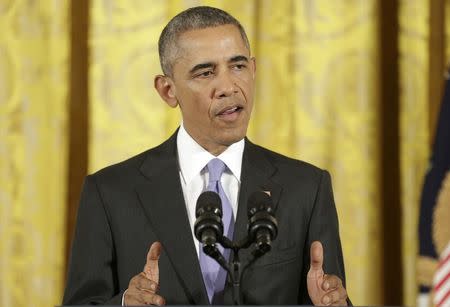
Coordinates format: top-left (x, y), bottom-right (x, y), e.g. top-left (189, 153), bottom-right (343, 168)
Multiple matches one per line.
top-left (308, 241), bottom-right (324, 277)
top-left (143, 241), bottom-right (162, 283)
top-left (307, 241), bottom-right (326, 305)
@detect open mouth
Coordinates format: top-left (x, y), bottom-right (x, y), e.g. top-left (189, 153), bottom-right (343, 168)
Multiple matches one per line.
top-left (217, 105), bottom-right (243, 116)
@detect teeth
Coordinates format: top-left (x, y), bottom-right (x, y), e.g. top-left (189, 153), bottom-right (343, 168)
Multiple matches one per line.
top-left (222, 107), bottom-right (238, 114)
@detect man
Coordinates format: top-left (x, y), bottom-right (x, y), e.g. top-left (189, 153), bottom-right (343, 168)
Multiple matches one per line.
top-left (63, 6), bottom-right (349, 306)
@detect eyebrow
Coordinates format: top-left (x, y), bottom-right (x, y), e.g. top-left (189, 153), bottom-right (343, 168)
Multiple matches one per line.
top-left (189, 55), bottom-right (249, 74)
top-left (229, 55), bottom-right (249, 63)
top-left (189, 62), bottom-right (215, 74)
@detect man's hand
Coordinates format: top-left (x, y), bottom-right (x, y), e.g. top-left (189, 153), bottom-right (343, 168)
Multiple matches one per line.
top-left (124, 242), bottom-right (166, 306)
top-left (307, 241), bottom-right (348, 306)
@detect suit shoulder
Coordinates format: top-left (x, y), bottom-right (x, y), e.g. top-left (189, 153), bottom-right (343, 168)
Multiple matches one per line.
top-left (250, 142), bottom-right (327, 180)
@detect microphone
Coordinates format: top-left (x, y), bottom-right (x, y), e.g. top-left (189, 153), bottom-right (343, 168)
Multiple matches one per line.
top-left (194, 191), bottom-right (224, 246)
top-left (247, 191), bottom-right (278, 255)
top-left (194, 191), bottom-right (229, 271)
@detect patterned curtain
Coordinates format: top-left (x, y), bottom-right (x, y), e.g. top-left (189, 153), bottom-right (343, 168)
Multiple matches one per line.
top-left (0, 1), bottom-right (69, 306)
top-left (0, 0), bottom-right (442, 306)
top-left (88, 1), bottom-right (386, 304)
top-left (399, 1), bottom-right (430, 305)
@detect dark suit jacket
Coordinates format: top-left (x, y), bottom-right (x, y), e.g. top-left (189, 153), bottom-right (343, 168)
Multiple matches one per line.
top-left (63, 131), bottom-right (347, 305)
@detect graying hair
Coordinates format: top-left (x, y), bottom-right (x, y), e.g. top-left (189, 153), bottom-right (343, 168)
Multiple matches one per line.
top-left (158, 6), bottom-right (250, 76)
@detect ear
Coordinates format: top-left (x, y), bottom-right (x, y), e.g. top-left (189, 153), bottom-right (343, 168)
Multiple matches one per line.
top-left (250, 57), bottom-right (256, 79)
top-left (154, 75), bottom-right (178, 108)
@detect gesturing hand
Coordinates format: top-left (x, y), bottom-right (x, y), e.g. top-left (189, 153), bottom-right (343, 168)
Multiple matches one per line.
top-left (307, 241), bottom-right (348, 306)
top-left (124, 242), bottom-right (166, 306)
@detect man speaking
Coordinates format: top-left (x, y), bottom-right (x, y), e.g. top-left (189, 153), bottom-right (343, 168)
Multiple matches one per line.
top-left (63, 6), bottom-right (349, 306)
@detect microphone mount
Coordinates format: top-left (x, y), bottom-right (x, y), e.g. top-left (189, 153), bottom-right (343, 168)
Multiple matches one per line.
top-left (196, 191), bottom-right (278, 305)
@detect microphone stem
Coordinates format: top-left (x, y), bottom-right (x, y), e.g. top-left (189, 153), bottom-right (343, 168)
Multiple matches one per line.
top-left (230, 247), bottom-right (242, 305)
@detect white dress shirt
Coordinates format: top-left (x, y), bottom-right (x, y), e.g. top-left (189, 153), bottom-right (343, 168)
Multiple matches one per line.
top-left (177, 124), bottom-right (244, 255)
top-left (123, 125), bottom-right (244, 305)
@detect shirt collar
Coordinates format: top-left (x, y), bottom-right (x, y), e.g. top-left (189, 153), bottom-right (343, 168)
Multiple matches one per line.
top-left (177, 124), bottom-right (245, 184)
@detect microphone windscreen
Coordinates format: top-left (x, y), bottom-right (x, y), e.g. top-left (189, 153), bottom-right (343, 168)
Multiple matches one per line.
top-left (247, 191), bottom-right (273, 217)
top-left (195, 191), bottom-right (222, 218)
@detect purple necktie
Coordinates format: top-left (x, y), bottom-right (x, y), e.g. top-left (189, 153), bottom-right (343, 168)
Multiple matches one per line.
top-left (199, 158), bottom-right (235, 304)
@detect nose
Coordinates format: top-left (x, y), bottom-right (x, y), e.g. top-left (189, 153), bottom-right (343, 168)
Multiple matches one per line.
top-left (214, 71), bottom-right (237, 98)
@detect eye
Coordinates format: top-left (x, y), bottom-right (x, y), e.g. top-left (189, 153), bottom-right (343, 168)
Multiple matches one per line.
top-left (201, 71), bottom-right (213, 77)
top-left (194, 70), bottom-right (214, 78)
top-left (233, 63), bottom-right (247, 70)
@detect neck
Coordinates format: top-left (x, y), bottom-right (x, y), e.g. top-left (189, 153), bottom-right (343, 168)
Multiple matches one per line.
top-left (204, 144), bottom-right (228, 156)
top-left (182, 125), bottom-right (230, 156)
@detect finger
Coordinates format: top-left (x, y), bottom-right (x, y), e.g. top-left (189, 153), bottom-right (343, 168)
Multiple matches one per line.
top-left (309, 241), bottom-right (324, 277)
top-left (126, 286), bottom-right (166, 306)
top-left (324, 286), bottom-right (348, 306)
top-left (124, 289), bottom-right (147, 306)
top-left (125, 296), bottom-right (144, 306)
top-left (143, 242), bottom-right (162, 282)
top-left (129, 273), bottom-right (158, 292)
top-left (333, 285), bottom-right (348, 306)
top-left (139, 291), bottom-right (166, 306)
top-left (137, 273), bottom-right (159, 292)
top-left (322, 274), bottom-right (342, 291)
top-left (331, 299), bottom-right (348, 306)
top-left (321, 288), bottom-right (342, 306)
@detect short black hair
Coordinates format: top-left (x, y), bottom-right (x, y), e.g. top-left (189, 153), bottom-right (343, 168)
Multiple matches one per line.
top-left (158, 6), bottom-right (250, 76)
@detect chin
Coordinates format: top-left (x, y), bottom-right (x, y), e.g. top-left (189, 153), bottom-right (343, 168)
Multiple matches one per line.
top-left (219, 128), bottom-right (247, 146)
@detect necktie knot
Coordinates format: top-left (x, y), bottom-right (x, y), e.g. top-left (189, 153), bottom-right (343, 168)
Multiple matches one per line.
top-left (206, 158), bottom-right (226, 184)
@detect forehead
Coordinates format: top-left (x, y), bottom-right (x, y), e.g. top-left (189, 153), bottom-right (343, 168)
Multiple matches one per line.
top-left (174, 24), bottom-right (249, 66)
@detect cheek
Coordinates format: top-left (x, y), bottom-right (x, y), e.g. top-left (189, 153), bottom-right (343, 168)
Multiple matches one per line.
top-left (235, 73), bottom-right (254, 91)
top-left (185, 81), bottom-right (215, 101)
top-left (178, 88), bottom-right (213, 119)
top-left (235, 75), bottom-right (255, 103)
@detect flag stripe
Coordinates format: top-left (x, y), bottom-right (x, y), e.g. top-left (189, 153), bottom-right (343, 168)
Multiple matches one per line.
top-left (435, 256), bottom-right (450, 284)
top-left (435, 271), bottom-right (450, 303)
top-left (438, 249), bottom-right (450, 269)
top-left (435, 271), bottom-right (450, 291)
top-left (437, 287), bottom-right (450, 307)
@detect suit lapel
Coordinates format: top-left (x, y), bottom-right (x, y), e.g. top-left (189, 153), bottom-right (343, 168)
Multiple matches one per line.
top-left (233, 139), bottom-right (283, 260)
top-left (135, 132), bottom-right (209, 305)
top-left (135, 134), bottom-right (283, 304)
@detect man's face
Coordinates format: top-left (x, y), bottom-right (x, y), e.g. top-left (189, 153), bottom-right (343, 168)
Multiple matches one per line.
top-left (165, 24), bottom-right (256, 155)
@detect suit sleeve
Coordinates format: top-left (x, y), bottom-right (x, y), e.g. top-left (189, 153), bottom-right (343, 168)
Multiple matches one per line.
top-left (298, 170), bottom-right (349, 304)
top-left (63, 175), bottom-right (123, 305)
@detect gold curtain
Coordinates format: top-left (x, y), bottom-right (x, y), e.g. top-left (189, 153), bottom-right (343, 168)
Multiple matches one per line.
top-left (251, 2), bottom-right (383, 304)
top-left (0, 1), bottom-right (69, 307)
top-left (0, 0), bottom-right (443, 306)
top-left (89, 1), bottom-right (384, 304)
top-left (399, 1), bottom-right (430, 306)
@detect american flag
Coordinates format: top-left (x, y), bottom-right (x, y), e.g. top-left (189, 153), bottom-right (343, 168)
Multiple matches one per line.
top-left (418, 72), bottom-right (450, 306)
top-left (434, 242), bottom-right (450, 307)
